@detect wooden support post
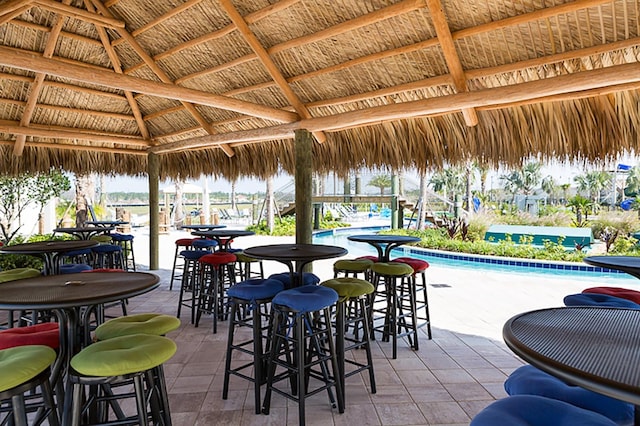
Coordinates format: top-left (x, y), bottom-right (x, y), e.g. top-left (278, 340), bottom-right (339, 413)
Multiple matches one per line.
top-left (148, 152), bottom-right (160, 270)
top-left (294, 129), bottom-right (313, 245)
top-left (391, 175), bottom-right (399, 230)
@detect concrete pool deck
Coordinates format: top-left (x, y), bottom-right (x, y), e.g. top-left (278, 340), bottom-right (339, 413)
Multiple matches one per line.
top-left (121, 227), bottom-right (638, 425)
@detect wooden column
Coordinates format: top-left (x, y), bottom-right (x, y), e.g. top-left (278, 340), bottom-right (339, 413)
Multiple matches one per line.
top-left (148, 152), bottom-right (160, 270)
top-left (294, 129), bottom-right (313, 244)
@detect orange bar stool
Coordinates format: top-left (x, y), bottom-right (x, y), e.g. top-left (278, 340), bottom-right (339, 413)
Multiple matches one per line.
top-left (196, 252), bottom-right (237, 334)
top-left (391, 257), bottom-right (431, 339)
top-left (370, 262), bottom-right (417, 359)
top-left (169, 238), bottom-right (196, 291)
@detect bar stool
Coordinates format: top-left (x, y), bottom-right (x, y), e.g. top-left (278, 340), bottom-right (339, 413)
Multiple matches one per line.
top-left (91, 244), bottom-right (124, 270)
top-left (262, 285), bottom-right (344, 425)
top-left (234, 251), bottom-right (264, 281)
top-left (68, 334), bottom-right (176, 426)
top-left (59, 263), bottom-right (93, 274)
top-left (0, 345), bottom-right (59, 426)
top-left (192, 238), bottom-right (218, 252)
top-left (90, 235), bottom-right (113, 244)
top-left (177, 249), bottom-right (209, 324)
top-left (169, 238), bottom-right (196, 291)
top-left (333, 258), bottom-right (374, 280)
top-left (61, 248), bottom-right (93, 266)
top-left (320, 277), bottom-right (376, 406)
top-left (223, 278), bottom-right (284, 414)
top-left (391, 256), bottom-right (431, 339)
top-left (0, 268), bottom-right (42, 328)
top-left (110, 233), bottom-right (136, 271)
top-left (370, 262), bottom-right (417, 359)
top-left (196, 252), bottom-right (237, 333)
top-left (268, 272), bottom-right (320, 289)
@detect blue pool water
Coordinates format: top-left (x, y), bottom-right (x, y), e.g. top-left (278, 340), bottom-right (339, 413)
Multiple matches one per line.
top-left (312, 227), bottom-right (638, 283)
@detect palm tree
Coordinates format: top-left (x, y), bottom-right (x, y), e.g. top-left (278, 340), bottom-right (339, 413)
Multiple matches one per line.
top-left (500, 161), bottom-right (542, 198)
top-left (367, 174), bottom-right (392, 195)
top-left (430, 167), bottom-right (465, 204)
top-left (566, 195), bottom-right (593, 226)
top-left (559, 183), bottom-right (571, 203)
top-left (624, 166), bottom-right (640, 198)
top-left (574, 171), bottom-right (611, 204)
top-left (541, 175), bottom-right (557, 204)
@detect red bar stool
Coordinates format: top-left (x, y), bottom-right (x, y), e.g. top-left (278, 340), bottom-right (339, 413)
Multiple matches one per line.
top-left (391, 256), bottom-right (432, 339)
top-left (196, 252), bottom-right (237, 333)
top-left (169, 238), bottom-right (196, 291)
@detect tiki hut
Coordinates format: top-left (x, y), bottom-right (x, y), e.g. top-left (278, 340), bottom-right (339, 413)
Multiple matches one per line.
top-left (1, 0), bottom-right (640, 262)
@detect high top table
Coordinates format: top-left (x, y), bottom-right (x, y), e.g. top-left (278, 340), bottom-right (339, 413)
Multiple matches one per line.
top-left (53, 226), bottom-right (115, 240)
top-left (181, 224), bottom-right (226, 232)
top-left (0, 240), bottom-right (99, 275)
top-left (243, 243), bottom-right (347, 288)
top-left (503, 306), bottom-right (640, 424)
top-left (191, 229), bottom-right (255, 251)
top-left (347, 234), bottom-right (420, 262)
top-left (583, 256), bottom-right (640, 279)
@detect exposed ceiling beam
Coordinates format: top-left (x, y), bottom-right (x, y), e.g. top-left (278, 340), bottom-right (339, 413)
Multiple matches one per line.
top-left (218, 0), bottom-right (327, 144)
top-left (0, 46), bottom-right (299, 123)
top-left (33, 0), bottom-right (124, 28)
top-left (0, 0), bottom-right (32, 16)
top-left (0, 139), bottom-right (147, 155)
top-left (13, 0), bottom-right (70, 156)
top-left (1, 97), bottom-right (135, 120)
top-left (0, 4), bottom-right (29, 25)
top-left (150, 61), bottom-right (640, 153)
top-left (426, 0), bottom-right (477, 127)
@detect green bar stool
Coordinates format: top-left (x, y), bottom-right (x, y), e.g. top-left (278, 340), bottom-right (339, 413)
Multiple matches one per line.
top-left (333, 258), bottom-right (374, 280)
top-left (234, 251), bottom-right (264, 281)
top-left (321, 277), bottom-right (376, 406)
top-left (68, 334), bottom-right (177, 426)
top-left (370, 262), bottom-right (417, 359)
top-left (0, 345), bottom-right (59, 426)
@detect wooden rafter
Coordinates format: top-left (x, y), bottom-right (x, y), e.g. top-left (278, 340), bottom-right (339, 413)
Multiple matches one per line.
top-left (13, 0), bottom-right (70, 156)
top-left (0, 98), bottom-right (135, 121)
top-left (83, 0), bottom-right (150, 140)
top-left (0, 4), bottom-right (29, 25)
top-left (0, 46), bottom-right (298, 123)
top-left (9, 19), bottom-right (104, 46)
top-left (0, 0), bottom-right (32, 16)
top-left (0, 139), bottom-right (146, 155)
top-left (218, 0), bottom-right (326, 143)
top-left (33, 0), bottom-right (124, 28)
top-left (149, 61), bottom-right (640, 153)
top-left (426, 0), bottom-right (477, 127)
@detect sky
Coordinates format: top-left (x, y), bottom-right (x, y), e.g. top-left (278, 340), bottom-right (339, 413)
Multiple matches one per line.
top-left (101, 154), bottom-right (640, 194)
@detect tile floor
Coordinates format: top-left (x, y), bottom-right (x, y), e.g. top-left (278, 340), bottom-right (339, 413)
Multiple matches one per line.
top-left (118, 229), bottom-right (639, 426)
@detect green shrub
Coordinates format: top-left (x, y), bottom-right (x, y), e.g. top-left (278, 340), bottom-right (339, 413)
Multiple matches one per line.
top-left (247, 216), bottom-right (349, 236)
top-left (591, 211), bottom-right (640, 239)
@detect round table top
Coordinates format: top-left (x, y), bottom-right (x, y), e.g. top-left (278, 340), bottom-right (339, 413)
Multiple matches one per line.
top-left (347, 234), bottom-right (421, 244)
top-left (0, 240), bottom-right (99, 254)
top-left (191, 229), bottom-right (255, 238)
top-left (243, 243), bottom-right (347, 262)
top-left (583, 255), bottom-right (640, 270)
top-left (181, 224), bottom-right (226, 230)
top-left (0, 271), bottom-right (160, 310)
top-left (503, 306), bottom-right (640, 405)
top-left (85, 220), bottom-right (129, 226)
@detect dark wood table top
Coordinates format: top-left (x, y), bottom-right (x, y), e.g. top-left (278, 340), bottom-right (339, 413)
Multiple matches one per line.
top-left (503, 306), bottom-right (640, 405)
top-left (85, 220), bottom-right (129, 227)
top-left (0, 271), bottom-right (160, 310)
top-left (583, 256), bottom-right (640, 278)
top-left (53, 226), bottom-right (115, 240)
top-left (347, 234), bottom-right (420, 261)
top-left (243, 243), bottom-right (347, 263)
top-left (191, 229), bottom-right (254, 238)
top-left (0, 240), bottom-right (98, 255)
top-left (181, 224), bottom-right (226, 231)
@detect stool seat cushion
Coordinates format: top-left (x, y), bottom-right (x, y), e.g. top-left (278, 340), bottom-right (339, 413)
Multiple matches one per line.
top-left (180, 249), bottom-right (209, 260)
top-left (71, 334), bottom-right (176, 377)
top-left (321, 278), bottom-right (374, 299)
top-left (60, 263), bottom-right (93, 274)
top-left (63, 248), bottom-right (93, 257)
top-left (272, 285), bottom-right (338, 313)
top-left (563, 293), bottom-right (640, 309)
top-left (505, 365), bottom-right (634, 425)
top-left (192, 239), bottom-right (218, 249)
top-left (235, 252), bottom-right (261, 263)
top-left (269, 272), bottom-right (320, 288)
top-left (228, 278), bottom-right (284, 301)
top-left (355, 255), bottom-right (379, 263)
top-left (0, 268), bottom-right (41, 283)
top-left (95, 314), bottom-right (182, 341)
top-left (471, 395), bottom-right (618, 426)
top-left (0, 323), bottom-right (60, 350)
top-left (110, 233), bottom-right (134, 242)
top-left (199, 252), bottom-right (236, 265)
top-left (391, 257), bottom-right (429, 272)
top-left (90, 235), bottom-right (113, 243)
top-left (371, 262), bottom-right (414, 276)
top-left (333, 259), bottom-right (373, 272)
top-left (175, 238), bottom-right (195, 247)
top-left (583, 287), bottom-right (640, 305)
top-left (92, 244), bottom-right (122, 253)
top-left (0, 345), bottom-right (56, 392)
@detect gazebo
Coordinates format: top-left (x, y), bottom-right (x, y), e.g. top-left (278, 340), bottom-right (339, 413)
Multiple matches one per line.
top-left (1, 0), bottom-right (639, 267)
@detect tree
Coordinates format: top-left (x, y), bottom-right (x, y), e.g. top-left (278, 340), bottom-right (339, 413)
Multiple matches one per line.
top-left (566, 195), bottom-right (593, 227)
top-left (559, 183), bottom-right (571, 203)
top-left (574, 171), bottom-right (611, 204)
top-left (367, 174), bottom-right (392, 196)
top-left (624, 166), bottom-right (640, 198)
top-left (29, 170), bottom-right (71, 234)
top-left (430, 167), bottom-right (465, 204)
top-left (541, 175), bottom-right (557, 204)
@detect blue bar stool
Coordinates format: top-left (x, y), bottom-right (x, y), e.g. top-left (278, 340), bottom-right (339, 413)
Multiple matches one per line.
top-left (262, 285), bottom-right (344, 425)
top-left (177, 249), bottom-right (209, 324)
top-left (110, 233), bottom-right (136, 271)
top-left (169, 238), bottom-right (195, 291)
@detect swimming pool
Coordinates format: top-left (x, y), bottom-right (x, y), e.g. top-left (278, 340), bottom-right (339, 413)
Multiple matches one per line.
top-left (312, 226), bottom-right (638, 283)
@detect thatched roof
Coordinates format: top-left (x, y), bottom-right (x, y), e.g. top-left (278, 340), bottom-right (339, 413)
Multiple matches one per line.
top-left (1, 0), bottom-right (640, 180)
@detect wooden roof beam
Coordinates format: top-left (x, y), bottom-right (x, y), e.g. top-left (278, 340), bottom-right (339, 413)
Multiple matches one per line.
top-left (149, 61), bottom-right (640, 153)
top-left (33, 0), bottom-right (124, 28)
top-left (83, 0), bottom-right (150, 140)
top-left (0, 4), bottom-right (30, 26)
top-left (0, 98), bottom-right (135, 120)
top-left (0, 0), bottom-right (32, 16)
top-left (218, 0), bottom-right (326, 144)
top-left (426, 0), bottom-right (477, 127)
top-left (0, 120), bottom-right (148, 146)
top-left (0, 46), bottom-right (298, 123)
top-left (9, 19), bottom-right (103, 46)
top-left (0, 139), bottom-right (146, 155)
top-left (13, 0), bottom-right (70, 156)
